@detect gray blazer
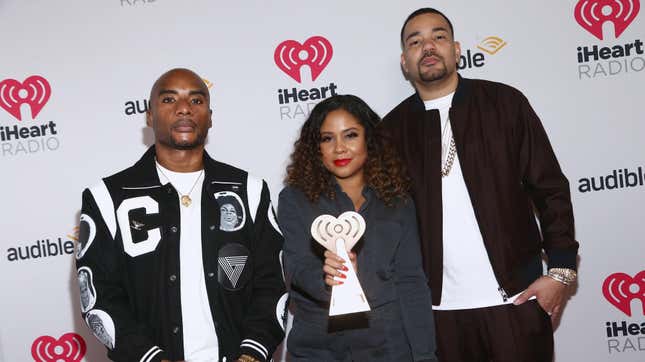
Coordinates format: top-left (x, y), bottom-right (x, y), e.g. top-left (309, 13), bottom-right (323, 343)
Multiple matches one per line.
top-left (279, 185), bottom-right (438, 362)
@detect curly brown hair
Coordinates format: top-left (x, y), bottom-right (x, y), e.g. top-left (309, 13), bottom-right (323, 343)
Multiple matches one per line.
top-left (285, 95), bottom-right (410, 206)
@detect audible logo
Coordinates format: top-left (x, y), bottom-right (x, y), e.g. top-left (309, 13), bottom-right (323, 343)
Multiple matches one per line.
top-left (124, 98), bottom-right (149, 116)
top-left (125, 77), bottom-right (213, 116)
top-left (578, 166), bottom-right (645, 193)
top-left (458, 36), bottom-right (507, 70)
top-left (5, 227), bottom-right (78, 262)
top-left (477, 36), bottom-right (508, 55)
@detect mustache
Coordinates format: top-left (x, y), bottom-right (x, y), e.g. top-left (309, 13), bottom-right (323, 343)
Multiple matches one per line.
top-left (420, 51), bottom-right (443, 62)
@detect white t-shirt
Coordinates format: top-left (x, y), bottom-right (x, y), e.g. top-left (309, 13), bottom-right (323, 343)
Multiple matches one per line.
top-left (424, 94), bottom-right (522, 310)
top-left (156, 162), bottom-right (219, 361)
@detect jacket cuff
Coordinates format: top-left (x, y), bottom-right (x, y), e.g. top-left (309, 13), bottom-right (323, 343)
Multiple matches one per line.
top-left (293, 266), bottom-right (331, 302)
top-left (240, 338), bottom-right (269, 361)
top-left (139, 345), bottom-right (166, 362)
top-left (546, 248), bottom-right (578, 271)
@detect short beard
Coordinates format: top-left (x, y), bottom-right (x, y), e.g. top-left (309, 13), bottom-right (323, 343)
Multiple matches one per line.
top-left (159, 133), bottom-right (207, 150)
top-left (417, 60), bottom-right (447, 82)
top-left (171, 141), bottom-right (200, 150)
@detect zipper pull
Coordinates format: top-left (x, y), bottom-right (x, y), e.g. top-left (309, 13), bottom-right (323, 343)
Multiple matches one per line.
top-left (498, 286), bottom-right (509, 302)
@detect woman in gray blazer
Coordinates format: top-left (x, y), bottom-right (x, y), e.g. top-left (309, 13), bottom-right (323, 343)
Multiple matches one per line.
top-left (278, 95), bottom-right (438, 361)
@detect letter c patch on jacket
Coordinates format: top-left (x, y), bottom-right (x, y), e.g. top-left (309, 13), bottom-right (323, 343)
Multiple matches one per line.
top-left (217, 243), bottom-right (252, 291)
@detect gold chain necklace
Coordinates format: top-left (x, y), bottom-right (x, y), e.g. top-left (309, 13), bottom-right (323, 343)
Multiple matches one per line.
top-left (441, 117), bottom-right (456, 177)
top-left (156, 163), bottom-right (204, 207)
top-left (442, 137), bottom-right (457, 177)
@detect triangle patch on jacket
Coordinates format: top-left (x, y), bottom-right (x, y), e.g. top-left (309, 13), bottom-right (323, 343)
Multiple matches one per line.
top-left (218, 256), bottom-right (248, 288)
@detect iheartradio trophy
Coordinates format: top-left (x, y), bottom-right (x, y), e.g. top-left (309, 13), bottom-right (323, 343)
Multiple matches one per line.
top-left (311, 211), bottom-right (370, 316)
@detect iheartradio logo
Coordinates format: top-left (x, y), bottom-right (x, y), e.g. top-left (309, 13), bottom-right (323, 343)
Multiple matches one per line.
top-left (575, 0), bottom-right (641, 40)
top-left (31, 333), bottom-right (86, 362)
top-left (602, 271), bottom-right (645, 316)
top-left (274, 36), bottom-right (333, 83)
top-left (0, 75), bottom-right (51, 121)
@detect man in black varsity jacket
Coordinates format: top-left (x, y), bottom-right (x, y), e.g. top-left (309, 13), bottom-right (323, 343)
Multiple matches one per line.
top-left (75, 68), bottom-right (287, 362)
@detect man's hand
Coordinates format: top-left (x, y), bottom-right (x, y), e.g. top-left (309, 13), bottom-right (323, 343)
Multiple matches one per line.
top-left (323, 250), bottom-right (357, 287)
top-left (237, 354), bottom-right (260, 362)
top-left (514, 276), bottom-right (569, 323)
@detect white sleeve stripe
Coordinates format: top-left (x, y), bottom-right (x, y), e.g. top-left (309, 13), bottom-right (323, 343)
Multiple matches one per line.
top-left (246, 174), bottom-right (263, 223)
top-left (240, 343), bottom-right (267, 360)
top-left (241, 339), bottom-right (268, 358)
top-left (139, 346), bottom-right (158, 362)
top-left (89, 181), bottom-right (117, 239)
top-left (140, 346), bottom-right (162, 362)
top-left (268, 202), bottom-right (282, 235)
top-left (145, 348), bottom-right (163, 362)
top-left (242, 338), bottom-right (268, 354)
top-left (278, 250), bottom-right (286, 282)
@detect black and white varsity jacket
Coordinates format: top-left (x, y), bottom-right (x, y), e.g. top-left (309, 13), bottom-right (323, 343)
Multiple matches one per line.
top-left (75, 146), bottom-right (287, 362)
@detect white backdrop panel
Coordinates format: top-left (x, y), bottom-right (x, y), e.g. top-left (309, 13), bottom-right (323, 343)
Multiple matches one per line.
top-left (1, 1), bottom-right (643, 361)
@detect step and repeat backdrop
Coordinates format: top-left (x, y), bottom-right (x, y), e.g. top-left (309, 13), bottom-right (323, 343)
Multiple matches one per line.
top-left (1, 0), bottom-right (643, 361)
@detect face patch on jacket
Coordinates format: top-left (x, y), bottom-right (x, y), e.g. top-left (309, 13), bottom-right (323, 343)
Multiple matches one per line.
top-left (85, 309), bottom-right (115, 350)
top-left (275, 292), bottom-right (289, 331)
top-left (214, 191), bottom-right (246, 232)
top-left (217, 243), bottom-right (251, 290)
top-left (78, 266), bottom-right (97, 313)
top-left (76, 214), bottom-right (96, 259)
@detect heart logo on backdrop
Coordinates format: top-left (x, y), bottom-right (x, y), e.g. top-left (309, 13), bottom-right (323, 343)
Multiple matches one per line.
top-left (574, 0), bottom-right (640, 40)
top-left (0, 75), bottom-right (51, 121)
top-left (31, 333), bottom-right (86, 362)
top-left (602, 270), bottom-right (645, 316)
top-left (274, 36), bottom-right (333, 83)
top-left (311, 211), bottom-right (365, 252)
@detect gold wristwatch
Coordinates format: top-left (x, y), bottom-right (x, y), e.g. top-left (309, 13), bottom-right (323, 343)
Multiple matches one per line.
top-left (547, 268), bottom-right (577, 285)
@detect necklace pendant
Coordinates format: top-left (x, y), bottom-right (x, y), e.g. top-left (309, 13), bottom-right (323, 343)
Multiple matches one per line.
top-left (181, 195), bottom-right (192, 207)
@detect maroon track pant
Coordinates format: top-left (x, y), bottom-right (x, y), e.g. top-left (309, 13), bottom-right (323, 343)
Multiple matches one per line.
top-left (434, 300), bottom-right (553, 362)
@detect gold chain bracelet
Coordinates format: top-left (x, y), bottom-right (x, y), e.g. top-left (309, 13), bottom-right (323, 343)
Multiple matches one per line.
top-left (547, 268), bottom-right (577, 285)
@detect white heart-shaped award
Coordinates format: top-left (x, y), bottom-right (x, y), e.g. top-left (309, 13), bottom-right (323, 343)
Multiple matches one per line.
top-left (311, 211), bottom-right (370, 316)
